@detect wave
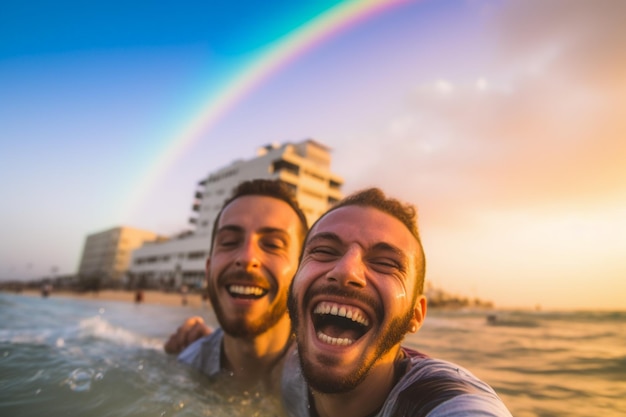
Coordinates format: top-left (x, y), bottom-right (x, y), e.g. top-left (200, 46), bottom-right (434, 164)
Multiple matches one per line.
top-left (0, 315), bottom-right (163, 352)
top-left (77, 316), bottom-right (164, 351)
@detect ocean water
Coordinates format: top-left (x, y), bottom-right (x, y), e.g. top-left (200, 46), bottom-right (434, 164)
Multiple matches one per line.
top-left (1, 293), bottom-right (624, 417)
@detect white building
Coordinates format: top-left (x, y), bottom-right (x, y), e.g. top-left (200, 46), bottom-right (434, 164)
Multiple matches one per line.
top-left (128, 139), bottom-right (343, 289)
top-left (77, 226), bottom-right (166, 288)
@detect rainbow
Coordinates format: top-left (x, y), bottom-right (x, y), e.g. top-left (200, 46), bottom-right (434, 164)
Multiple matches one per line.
top-left (124, 0), bottom-right (409, 219)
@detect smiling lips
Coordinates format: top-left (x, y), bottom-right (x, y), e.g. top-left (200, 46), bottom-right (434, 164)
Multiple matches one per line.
top-left (227, 284), bottom-right (268, 299)
top-left (312, 301), bottom-right (371, 346)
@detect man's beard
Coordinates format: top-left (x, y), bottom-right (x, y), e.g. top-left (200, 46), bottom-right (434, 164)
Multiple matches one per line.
top-left (287, 284), bottom-right (413, 393)
top-left (208, 270), bottom-right (288, 338)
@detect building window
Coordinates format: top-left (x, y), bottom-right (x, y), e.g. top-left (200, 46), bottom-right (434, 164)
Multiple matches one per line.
top-left (272, 159), bottom-right (300, 176)
top-left (187, 251), bottom-right (207, 260)
top-left (207, 168), bottom-right (239, 183)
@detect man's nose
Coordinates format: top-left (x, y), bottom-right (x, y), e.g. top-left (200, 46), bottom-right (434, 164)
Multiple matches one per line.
top-left (327, 247), bottom-right (366, 288)
top-left (235, 239), bottom-right (261, 269)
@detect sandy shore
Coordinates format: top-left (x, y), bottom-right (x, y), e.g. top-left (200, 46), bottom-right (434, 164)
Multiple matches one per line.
top-left (15, 289), bottom-right (207, 308)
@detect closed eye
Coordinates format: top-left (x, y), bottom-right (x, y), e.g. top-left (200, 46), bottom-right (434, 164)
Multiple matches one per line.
top-left (308, 246), bottom-right (339, 259)
top-left (215, 232), bottom-right (241, 249)
top-left (261, 237), bottom-right (287, 251)
top-left (369, 258), bottom-right (403, 273)
top-left (217, 239), bottom-right (239, 248)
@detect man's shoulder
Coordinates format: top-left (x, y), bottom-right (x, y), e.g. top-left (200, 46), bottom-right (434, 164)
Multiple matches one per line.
top-left (280, 347), bottom-right (311, 417)
top-left (177, 328), bottom-right (224, 376)
top-left (381, 355), bottom-right (512, 417)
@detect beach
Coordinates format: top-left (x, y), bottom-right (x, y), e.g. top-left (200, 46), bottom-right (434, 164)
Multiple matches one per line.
top-left (16, 288), bottom-right (206, 308)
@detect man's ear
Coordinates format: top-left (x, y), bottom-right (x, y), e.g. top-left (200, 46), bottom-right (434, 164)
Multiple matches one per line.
top-left (407, 295), bottom-right (427, 333)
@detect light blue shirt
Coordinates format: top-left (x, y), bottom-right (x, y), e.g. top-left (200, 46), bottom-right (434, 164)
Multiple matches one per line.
top-left (178, 327), bottom-right (225, 378)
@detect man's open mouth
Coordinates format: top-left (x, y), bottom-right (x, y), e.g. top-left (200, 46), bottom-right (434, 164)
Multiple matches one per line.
top-left (227, 285), bottom-right (268, 299)
top-left (312, 301), bottom-right (371, 346)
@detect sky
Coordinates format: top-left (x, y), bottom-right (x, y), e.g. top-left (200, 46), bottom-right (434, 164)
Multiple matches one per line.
top-left (1, 0), bottom-right (625, 311)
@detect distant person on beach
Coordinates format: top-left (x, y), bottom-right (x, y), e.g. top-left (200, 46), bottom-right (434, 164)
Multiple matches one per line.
top-left (167, 179), bottom-right (308, 397)
top-left (166, 186), bottom-right (511, 416)
top-left (134, 289), bottom-right (144, 303)
top-left (41, 283), bottom-right (52, 298)
top-left (180, 285), bottom-right (189, 306)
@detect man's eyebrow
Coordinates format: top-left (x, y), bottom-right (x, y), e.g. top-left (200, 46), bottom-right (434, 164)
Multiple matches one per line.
top-left (306, 232), bottom-right (342, 246)
top-left (217, 225), bottom-right (290, 236)
top-left (216, 225), bottom-right (244, 234)
top-left (258, 227), bottom-right (289, 234)
top-left (371, 242), bottom-right (406, 260)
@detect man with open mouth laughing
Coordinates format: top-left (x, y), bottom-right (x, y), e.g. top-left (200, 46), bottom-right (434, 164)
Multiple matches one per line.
top-left (176, 179), bottom-right (308, 397)
top-left (283, 188), bottom-right (511, 417)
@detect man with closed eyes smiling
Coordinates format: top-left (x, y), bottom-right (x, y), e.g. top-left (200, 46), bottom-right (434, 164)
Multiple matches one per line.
top-left (172, 179), bottom-right (308, 401)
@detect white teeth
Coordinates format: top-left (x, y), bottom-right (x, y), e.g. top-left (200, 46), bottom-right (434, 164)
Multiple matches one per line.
top-left (228, 285), bottom-right (264, 296)
top-left (317, 331), bottom-right (354, 346)
top-left (313, 302), bottom-right (370, 326)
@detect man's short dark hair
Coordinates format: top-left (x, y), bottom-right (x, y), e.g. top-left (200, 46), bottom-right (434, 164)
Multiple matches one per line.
top-left (209, 179), bottom-right (309, 253)
top-left (306, 187), bottom-right (426, 295)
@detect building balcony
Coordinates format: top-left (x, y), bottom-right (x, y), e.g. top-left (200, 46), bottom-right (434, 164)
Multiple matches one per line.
top-left (276, 169), bottom-right (299, 184)
top-left (272, 159), bottom-right (300, 176)
top-left (327, 187), bottom-right (343, 200)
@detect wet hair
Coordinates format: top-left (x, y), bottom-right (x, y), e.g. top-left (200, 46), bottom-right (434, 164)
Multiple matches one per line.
top-left (209, 179), bottom-right (309, 253)
top-left (308, 187), bottom-right (426, 295)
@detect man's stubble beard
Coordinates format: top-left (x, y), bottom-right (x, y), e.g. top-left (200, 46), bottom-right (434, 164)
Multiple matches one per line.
top-left (208, 270), bottom-right (289, 338)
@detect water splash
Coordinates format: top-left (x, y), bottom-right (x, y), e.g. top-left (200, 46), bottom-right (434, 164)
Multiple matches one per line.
top-left (64, 368), bottom-right (95, 392)
top-left (78, 316), bottom-right (163, 350)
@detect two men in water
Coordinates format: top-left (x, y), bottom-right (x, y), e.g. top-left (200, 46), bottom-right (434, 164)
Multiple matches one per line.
top-left (167, 179), bottom-right (511, 416)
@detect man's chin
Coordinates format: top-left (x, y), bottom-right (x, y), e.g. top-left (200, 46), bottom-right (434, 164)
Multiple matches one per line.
top-left (301, 360), bottom-right (365, 394)
top-left (219, 310), bottom-right (288, 338)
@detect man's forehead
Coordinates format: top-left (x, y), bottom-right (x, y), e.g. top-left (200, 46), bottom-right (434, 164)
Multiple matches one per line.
top-left (309, 205), bottom-right (417, 249)
top-left (219, 195), bottom-right (298, 230)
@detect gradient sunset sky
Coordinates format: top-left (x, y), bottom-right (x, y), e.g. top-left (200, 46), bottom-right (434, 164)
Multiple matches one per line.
top-left (1, 0), bottom-right (625, 310)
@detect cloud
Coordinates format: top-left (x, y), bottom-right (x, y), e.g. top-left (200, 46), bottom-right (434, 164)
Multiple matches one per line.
top-left (493, 0), bottom-right (626, 88)
top-left (337, 0), bottom-right (626, 232)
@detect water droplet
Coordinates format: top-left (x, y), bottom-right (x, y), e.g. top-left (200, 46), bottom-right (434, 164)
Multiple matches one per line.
top-left (99, 308), bottom-right (105, 314)
top-left (94, 372), bottom-right (104, 381)
top-left (66, 368), bottom-right (94, 392)
top-left (35, 388), bottom-right (41, 395)
top-left (137, 364), bottom-right (144, 371)
top-left (56, 338), bottom-right (65, 347)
